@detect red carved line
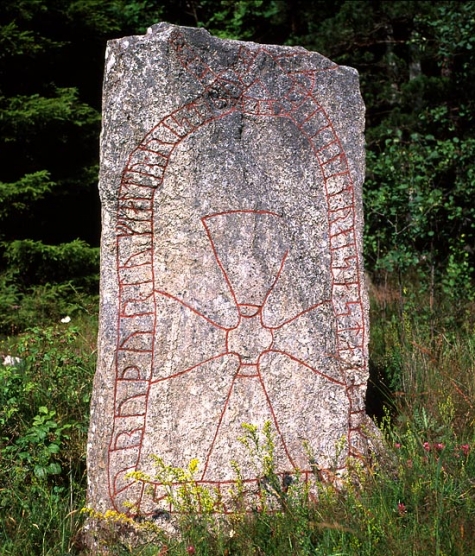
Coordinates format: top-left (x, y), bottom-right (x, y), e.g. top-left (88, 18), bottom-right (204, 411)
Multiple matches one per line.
top-left (150, 352), bottom-right (231, 384)
top-left (120, 250), bottom-right (152, 268)
top-left (263, 349), bottom-right (345, 386)
top-left (330, 242), bottom-right (357, 252)
top-left (304, 123), bottom-right (332, 140)
top-left (116, 394), bottom-right (147, 417)
top-left (112, 467), bottom-right (137, 495)
top-left (337, 324), bottom-right (364, 333)
top-left (255, 100), bottom-right (279, 115)
top-left (287, 93), bottom-right (365, 456)
top-left (112, 428), bottom-right (143, 451)
top-left (117, 366), bottom-right (141, 379)
top-left (160, 121), bottom-right (184, 139)
top-left (121, 176), bottom-right (159, 188)
top-left (256, 371), bottom-right (297, 469)
top-left (324, 169), bottom-right (352, 181)
top-left (332, 300), bottom-right (363, 318)
top-left (200, 375), bottom-right (237, 480)
top-left (332, 279), bottom-right (359, 288)
top-left (259, 250), bottom-right (289, 315)
top-left (121, 293), bottom-right (154, 305)
top-left (346, 383), bottom-right (367, 390)
top-left (154, 289), bottom-right (230, 331)
top-left (266, 299), bottom-right (332, 330)
top-left (171, 35), bottom-right (220, 82)
top-left (113, 476), bottom-right (145, 500)
top-left (120, 178), bottom-right (157, 189)
top-left (329, 227), bottom-right (355, 240)
top-left (329, 206), bottom-right (352, 221)
top-left (298, 106), bottom-right (325, 126)
top-left (332, 283), bottom-right (359, 292)
top-left (238, 44), bottom-right (257, 66)
top-left (321, 152), bottom-right (346, 167)
top-left (169, 112), bottom-right (195, 133)
top-left (119, 331), bottom-right (153, 349)
top-left (142, 143), bottom-right (175, 156)
top-left (201, 219), bottom-right (240, 310)
top-left (148, 473), bottom-right (302, 488)
top-left (120, 309), bottom-right (154, 319)
top-left (118, 261), bottom-right (151, 270)
top-left (136, 146), bottom-right (169, 160)
top-left (238, 303), bottom-right (260, 314)
top-left (109, 34), bottom-right (368, 507)
top-left (126, 167), bottom-right (165, 180)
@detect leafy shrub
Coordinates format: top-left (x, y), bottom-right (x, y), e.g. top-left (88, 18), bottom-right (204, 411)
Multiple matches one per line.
top-left (2, 239), bottom-right (99, 287)
top-left (0, 320), bottom-right (96, 554)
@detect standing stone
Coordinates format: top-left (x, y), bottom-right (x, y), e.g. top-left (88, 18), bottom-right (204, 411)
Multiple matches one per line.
top-left (87, 23), bottom-right (375, 519)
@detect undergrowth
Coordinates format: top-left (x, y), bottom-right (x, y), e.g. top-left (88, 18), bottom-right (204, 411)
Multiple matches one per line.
top-left (1, 284), bottom-right (475, 555)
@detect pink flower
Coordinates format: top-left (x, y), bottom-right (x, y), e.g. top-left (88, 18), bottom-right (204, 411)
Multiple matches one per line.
top-left (397, 502), bottom-right (407, 516)
top-left (423, 442), bottom-right (431, 451)
top-left (394, 442), bottom-right (401, 449)
top-left (435, 443), bottom-right (445, 452)
top-left (461, 444), bottom-right (470, 456)
top-left (186, 547), bottom-right (196, 555)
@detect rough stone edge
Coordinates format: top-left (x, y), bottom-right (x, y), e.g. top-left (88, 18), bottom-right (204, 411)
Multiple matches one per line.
top-left (81, 23), bottom-right (381, 552)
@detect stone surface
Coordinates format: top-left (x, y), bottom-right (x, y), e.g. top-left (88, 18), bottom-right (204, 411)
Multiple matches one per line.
top-left (87, 23), bottom-right (374, 517)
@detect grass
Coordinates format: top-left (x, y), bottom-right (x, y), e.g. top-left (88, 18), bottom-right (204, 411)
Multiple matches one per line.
top-left (1, 283), bottom-right (475, 555)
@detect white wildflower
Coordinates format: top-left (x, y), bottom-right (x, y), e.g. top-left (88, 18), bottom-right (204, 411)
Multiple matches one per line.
top-left (61, 316), bottom-right (71, 323)
top-left (3, 355), bottom-right (22, 367)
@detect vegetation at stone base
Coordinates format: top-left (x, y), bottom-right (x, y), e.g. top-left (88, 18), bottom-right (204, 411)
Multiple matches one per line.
top-left (0, 314), bottom-right (98, 555)
top-left (1, 288), bottom-right (475, 555)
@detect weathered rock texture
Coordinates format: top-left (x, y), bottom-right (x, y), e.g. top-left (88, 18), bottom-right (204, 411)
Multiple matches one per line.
top-left (87, 23), bottom-right (373, 517)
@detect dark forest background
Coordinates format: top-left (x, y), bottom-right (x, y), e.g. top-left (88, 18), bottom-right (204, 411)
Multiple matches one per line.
top-left (3, 4), bottom-right (475, 554)
top-left (1, 0), bottom-right (475, 331)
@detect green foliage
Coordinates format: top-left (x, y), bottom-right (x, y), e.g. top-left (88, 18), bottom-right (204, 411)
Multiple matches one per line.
top-left (0, 317), bottom-right (97, 554)
top-left (95, 393), bottom-right (475, 555)
top-left (0, 170), bottom-right (55, 220)
top-left (5, 405), bottom-right (71, 480)
top-left (0, 285), bottom-right (474, 555)
top-left (205, 0), bottom-right (288, 41)
top-left (0, 87), bottom-right (99, 144)
top-left (0, 278), bottom-right (98, 335)
top-left (3, 239), bottom-right (99, 286)
top-left (0, 239), bottom-right (99, 333)
top-left (364, 133), bottom-right (475, 293)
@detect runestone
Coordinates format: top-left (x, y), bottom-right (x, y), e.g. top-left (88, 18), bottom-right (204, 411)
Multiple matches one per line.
top-left (87, 23), bottom-right (375, 517)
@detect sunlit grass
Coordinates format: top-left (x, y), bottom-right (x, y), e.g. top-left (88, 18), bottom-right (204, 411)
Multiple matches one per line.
top-left (1, 286), bottom-right (475, 555)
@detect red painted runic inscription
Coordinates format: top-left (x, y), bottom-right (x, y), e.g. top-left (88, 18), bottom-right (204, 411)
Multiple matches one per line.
top-left (108, 28), bottom-right (368, 513)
